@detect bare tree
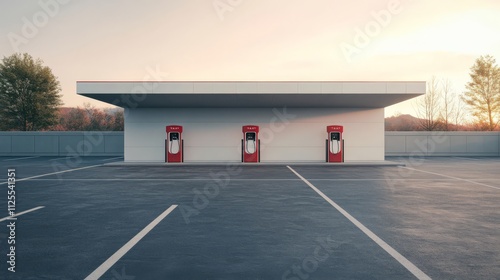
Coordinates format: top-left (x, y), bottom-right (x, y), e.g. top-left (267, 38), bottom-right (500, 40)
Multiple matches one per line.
top-left (439, 79), bottom-right (454, 130)
top-left (414, 76), bottom-right (441, 131)
top-left (61, 107), bottom-right (88, 131)
top-left (83, 103), bottom-right (107, 130)
top-left (450, 95), bottom-right (466, 130)
top-left (57, 105), bottom-right (124, 131)
top-left (110, 110), bottom-right (124, 131)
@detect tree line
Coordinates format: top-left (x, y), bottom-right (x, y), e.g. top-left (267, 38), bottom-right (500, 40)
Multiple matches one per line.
top-left (53, 104), bottom-right (124, 131)
top-left (412, 55), bottom-right (500, 131)
top-left (0, 53), bottom-right (499, 131)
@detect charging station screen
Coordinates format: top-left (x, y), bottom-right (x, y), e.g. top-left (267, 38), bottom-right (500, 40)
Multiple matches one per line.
top-left (170, 132), bottom-right (179, 140)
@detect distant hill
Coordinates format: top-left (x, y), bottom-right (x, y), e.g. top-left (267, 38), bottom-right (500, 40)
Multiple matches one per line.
top-left (385, 114), bottom-right (420, 131)
top-left (385, 114), bottom-right (470, 131)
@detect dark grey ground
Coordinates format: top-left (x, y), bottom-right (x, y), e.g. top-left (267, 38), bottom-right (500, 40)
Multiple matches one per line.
top-left (0, 156), bottom-right (499, 279)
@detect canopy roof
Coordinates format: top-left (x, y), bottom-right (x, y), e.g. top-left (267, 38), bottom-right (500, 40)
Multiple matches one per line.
top-left (77, 81), bottom-right (425, 108)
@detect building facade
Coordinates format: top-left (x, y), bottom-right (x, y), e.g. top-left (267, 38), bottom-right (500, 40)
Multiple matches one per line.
top-left (77, 81), bottom-right (425, 163)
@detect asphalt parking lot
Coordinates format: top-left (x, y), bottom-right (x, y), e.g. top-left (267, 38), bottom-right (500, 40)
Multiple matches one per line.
top-left (0, 156), bottom-right (499, 279)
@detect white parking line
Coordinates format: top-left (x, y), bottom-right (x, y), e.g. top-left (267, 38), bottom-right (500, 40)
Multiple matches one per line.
top-left (452, 157), bottom-right (481, 161)
top-left (14, 178), bottom-right (303, 181)
top-left (19, 178), bottom-right (493, 182)
top-left (2, 156), bottom-right (39, 162)
top-left (48, 157), bottom-right (78, 161)
top-left (287, 166), bottom-right (431, 280)
top-left (100, 157), bottom-right (123, 162)
top-left (84, 204), bottom-right (177, 280)
top-left (0, 164), bottom-right (103, 186)
top-left (0, 206), bottom-right (45, 222)
top-left (403, 167), bottom-right (500, 191)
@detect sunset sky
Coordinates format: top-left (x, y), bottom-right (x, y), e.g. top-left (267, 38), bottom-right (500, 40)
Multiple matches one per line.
top-left (1, 0), bottom-right (499, 116)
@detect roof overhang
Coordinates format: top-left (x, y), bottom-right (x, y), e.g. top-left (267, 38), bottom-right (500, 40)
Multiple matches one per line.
top-left (76, 81), bottom-right (425, 108)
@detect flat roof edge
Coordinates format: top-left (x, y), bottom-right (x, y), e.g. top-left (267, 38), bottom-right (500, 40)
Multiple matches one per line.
top-left (76, 81), bottom-right (425, 108)
top-left (77, 81), bottom-right (426, 83)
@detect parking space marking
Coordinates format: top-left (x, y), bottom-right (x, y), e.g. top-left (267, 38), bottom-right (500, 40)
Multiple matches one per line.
top-left (0, 164), bottom-right (103, 186)
top-left (85, 204), bottom-right (177, 280)
top-left (100, 157), bottom-right (123, 162)
top-left (0, 206), bottom-right (45, 222)
top-left (48, 157), bottom-right (66, 161)
top-left (449, 157), bottom-right (486, 165)
top-left (19, 178), bottom-right (493, 182)
top-left (452, 157), bottom-right (481, 161)
top-left (404, 167), bottom-right (500, 191)
top-left (15, 178), bottom-right (302, 181)
top-left (287, 166), bottom-right (431, 280)
top-left (2, 156), bottom-right (39, 162)
top-left (48, 157), bottom-right (77, 161)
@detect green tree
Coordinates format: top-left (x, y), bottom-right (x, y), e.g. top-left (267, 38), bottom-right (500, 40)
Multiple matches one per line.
top-left (0, 53), bottom-right (62, 131)
top-left (462, 55), bottom-right (500, 131)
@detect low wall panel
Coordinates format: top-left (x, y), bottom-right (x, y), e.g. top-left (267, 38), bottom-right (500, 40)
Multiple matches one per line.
top-left (0, 131), bottom-right (499, 157)
top-left (0, 132), bottom-right (124, 156)
top-left (386, 132), bottom-right (500, 156)
top-left (34, 135), bottom-right (59, 155)
top-left (11, 135), bottom-right (35, 153)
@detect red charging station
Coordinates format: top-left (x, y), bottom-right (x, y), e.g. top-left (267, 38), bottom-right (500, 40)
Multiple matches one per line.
top-left (327, 125), bottom-right (344, 163)
top-left (242, 125), bottom-right (260, 163)
top-left (166, 125), bottom-right (183, 163)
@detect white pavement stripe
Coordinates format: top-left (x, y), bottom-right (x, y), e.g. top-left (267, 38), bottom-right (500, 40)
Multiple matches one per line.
top-left (48, 157), bottom-right (78, 161)
top-left (0, 206), bottom-right (45, 222)
top-left (100, 157), bottom-right (123, 162)
top-left (2, 156), bottom-right (39, 162)
top-left (19, 178), bottom-right (302, 181)
top-left (19, 178), bottom-right (495, 182)
top-left (48, 157), bottom-right (66, 161)
top-left (451, 157), bottom-right (483, 161)
top-left (84, 204), bottom-right (178, 280)
top-left (403, 167), bottom-right (500, 191)
top-left (0, 164), bottom-right (103, 186)
top-left (287, 166), bottom-right (432, 280)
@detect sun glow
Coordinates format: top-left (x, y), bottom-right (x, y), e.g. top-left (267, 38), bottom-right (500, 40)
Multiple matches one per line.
top-left (372, 9), bottom-right (500, 55)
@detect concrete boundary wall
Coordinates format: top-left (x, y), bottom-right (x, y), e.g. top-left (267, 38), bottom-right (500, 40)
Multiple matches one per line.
top-left (386, 131), bottom-right (500, 156)
top-left (1, 131), bottom-right (500, 157)
top-left (0, 132), bottom-right (124, 156)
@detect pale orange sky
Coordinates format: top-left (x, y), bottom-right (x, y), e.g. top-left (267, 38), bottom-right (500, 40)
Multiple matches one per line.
top-left (1, 0), bottom-right (499, 117)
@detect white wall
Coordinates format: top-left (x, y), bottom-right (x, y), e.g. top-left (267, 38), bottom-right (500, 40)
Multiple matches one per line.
top-left (124, 108), bottom-right (384, 162)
